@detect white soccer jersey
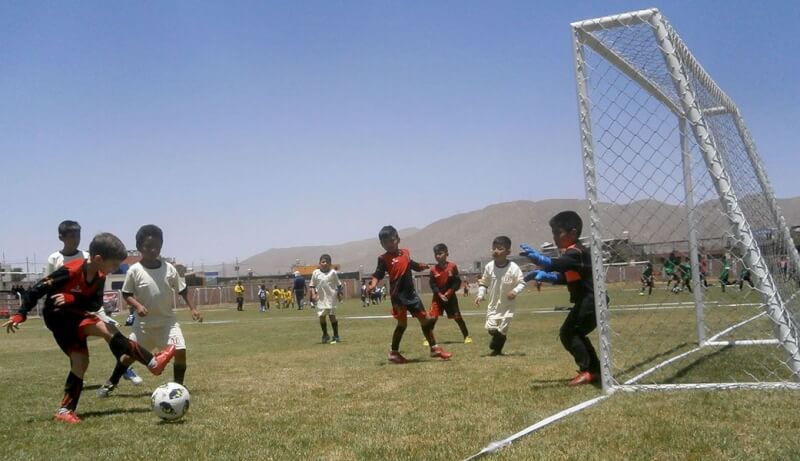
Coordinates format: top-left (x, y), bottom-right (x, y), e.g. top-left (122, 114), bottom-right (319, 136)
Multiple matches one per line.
top-left (46, 249), bottom-right (89, 275)
top-left (478, 260), bottom-right (526, 320)
top-left (310, 268), bottom-right (341, 310)
top-left (122, 260), bottom-right (185, 327)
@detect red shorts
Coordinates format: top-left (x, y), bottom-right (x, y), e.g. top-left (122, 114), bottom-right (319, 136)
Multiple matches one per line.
top-left (44, 307), bottom-right (103, 355)
top-left (429, 297), bottom-right (462, 319)
top-left (391, 298), bottom-right (427, 320)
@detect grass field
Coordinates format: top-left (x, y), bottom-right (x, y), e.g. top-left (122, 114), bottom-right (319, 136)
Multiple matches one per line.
top-left (2, 286), bottom-right (799, 461)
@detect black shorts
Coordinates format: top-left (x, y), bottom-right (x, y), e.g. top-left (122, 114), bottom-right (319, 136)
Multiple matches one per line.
top-left (43, 307), bottom-right (102, 355)
top-left (430, 297), bottom-right (461, 319)
top-left (390, 296), bottom-right (426, 320)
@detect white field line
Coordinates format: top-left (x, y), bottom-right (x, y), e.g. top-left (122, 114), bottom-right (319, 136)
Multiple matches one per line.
top-left (462, 394), bottom-right (609, 461)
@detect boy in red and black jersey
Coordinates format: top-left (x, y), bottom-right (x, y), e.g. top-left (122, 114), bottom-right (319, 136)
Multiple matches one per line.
top-left (369, 225), bottom-right (452, 363)
top-left (2, 232), bottom-right (175, 423)
top-left (429, 243), bottom-right (471, 344)
top-left (521, 211), bottom-right (604, 386)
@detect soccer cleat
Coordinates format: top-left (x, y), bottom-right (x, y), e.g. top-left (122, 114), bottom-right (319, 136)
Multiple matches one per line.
top-left (123, 367), bottom-right (143, 385)
top-left (96, 383), bottom-right (116, 398)
top-left (430, 345), bottom-right (452, 360)
top-left (54, 409), bottom-right (81, 423)
top-left (464, 336), bottom-right (473, 344)
top-left (330, 336), bottom-right (340, 344)
top-left (568, 371), bottom-right (597, 386)
top-left (422, 339), bottom-right (430, 347)
top-left (125, 314), bottom-right (135, 326)
top-left (148, 344), bottom-right (177, 376)
top-left (388, 351), bottom-right (409, 364)
top-left (488, 349), bottom-right (503, 356)
top-left (321, 335), bottom-right (330, 344)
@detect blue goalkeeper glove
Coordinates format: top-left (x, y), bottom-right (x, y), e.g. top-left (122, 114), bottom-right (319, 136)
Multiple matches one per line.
top-left (519, 244), bottom-right (552, 269)
top-left (524, 270), bottom-right (559, 284)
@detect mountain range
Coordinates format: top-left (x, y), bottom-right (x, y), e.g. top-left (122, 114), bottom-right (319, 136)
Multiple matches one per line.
top-left (232, 197), bottom-right (800, 276)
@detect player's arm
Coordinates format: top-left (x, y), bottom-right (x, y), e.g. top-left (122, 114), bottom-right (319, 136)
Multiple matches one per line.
top-left (3, 267), bottom-right (69, 332)
top-left (332, 272), bottom-right (344, 302)
top-left (179, 288), bottom-right (203, 323)
top-left (369, 258), bottom-right (386, 291)
top-left (309, 278), bottom-right (318, 302)
top-left (411, 259), bottom-right (429, 272)
top-left (445, 265), bottom-right (461, 299)
top-left (121, 269), bottom-right (148, 316)
top-left (547, 248), bottom-right (586, 274)
top-left (475, 265), bottom-right (491, 306)
top-left (507, 266), bottom-right (528, 300)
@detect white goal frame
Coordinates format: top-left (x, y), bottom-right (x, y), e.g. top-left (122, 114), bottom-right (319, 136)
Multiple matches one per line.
top-left (572, 8), bottom-right (800, 394)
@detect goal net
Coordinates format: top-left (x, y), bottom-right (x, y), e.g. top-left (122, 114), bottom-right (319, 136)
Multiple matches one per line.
top-left (571, 8), bottom-right (800, 391)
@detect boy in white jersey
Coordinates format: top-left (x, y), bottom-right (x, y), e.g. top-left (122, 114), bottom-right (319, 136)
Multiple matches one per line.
top-left (46, 220), bottom-right (90, 275)
top-left (97, 225), bottom-right (202, 396)
top-left (474, 236), bottom-right (526, 356)
top-left (309, 254), bottom-right (343, 344)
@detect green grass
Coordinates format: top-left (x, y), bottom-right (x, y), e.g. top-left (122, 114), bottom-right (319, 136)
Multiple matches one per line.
top-left (2, 286), bottom-right (799, 461)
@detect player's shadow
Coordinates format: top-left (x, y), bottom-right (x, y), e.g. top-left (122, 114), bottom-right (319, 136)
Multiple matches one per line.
top-left (663, 345), bottom-right (733, 383)
top-left (78, 408), bottom-right (151, 419)
top-left (616, 342), bottom-right (692, 377)
top-left (156, 419), bottom-right (187, 425)
top-left (378, 359), bottom-right (424, 366)
top-left (479, 352), bottom-right (527, 358)
top-left (528, 378), bottom-right (570, 389)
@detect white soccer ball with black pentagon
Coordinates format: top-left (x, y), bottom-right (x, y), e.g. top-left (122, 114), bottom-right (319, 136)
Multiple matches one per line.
top-left (151, 382), bottom-right (191, 421)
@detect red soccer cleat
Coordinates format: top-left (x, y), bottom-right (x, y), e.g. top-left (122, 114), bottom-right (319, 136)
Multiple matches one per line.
top-left (388, 351), bottom-right (409, 364)
top-left (148, 344), bottom-right (177, 376)
top-left (54, 409), bottom-right (81, 424)
top-left (430, 345), bottom-right (452, 360)
top-left (567, 371), bottom-right (597, 386)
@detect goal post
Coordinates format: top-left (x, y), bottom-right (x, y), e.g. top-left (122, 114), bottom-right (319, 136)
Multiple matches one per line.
top-left (571, 8), bottom-right (800, 393)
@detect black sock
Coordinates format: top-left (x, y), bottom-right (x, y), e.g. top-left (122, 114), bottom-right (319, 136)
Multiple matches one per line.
top-left (332, 320), bottom-right (339, 337)
top-left (108, 362), bottom-right (129, 386)
top-left (110, 332), bottom-right (154, 366)
top-left (455, 318), bottom-right (469, 338)
top-left (61, 372), bottom-right (83, 412)
top-left (174, 362), bottom-right (186, 385)
top-left (320, 321), bottom-right (329, 336)
top-left (391, 325), bottom-right (406, 351)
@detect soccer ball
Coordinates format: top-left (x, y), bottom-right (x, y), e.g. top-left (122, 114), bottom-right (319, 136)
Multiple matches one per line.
top-left (151, 382), bottom-right (191, 421)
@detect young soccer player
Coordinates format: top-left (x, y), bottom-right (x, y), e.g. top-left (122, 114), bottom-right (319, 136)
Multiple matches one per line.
top-left (45, 220), bottom-right (89, 275)
top-left (310, 254), bottom-right (343, 344)
top-left (234, 280), bottom-right (245, 311)
top-left (97, 225), bottom-right (202, 396)
top-left (720, 253), bottom-right (732, 292)
top-left (520, 211), bottom-right (603, 386)
top-left (46, 220), bottom-right (144, 385)
top-left (258, 284), bottom-right (269, 312)
top-left (474, 236), bottom-right (526, 356)
top-left (3, 233), bottom-right (175, 423)
top-left (639, 261), bottom-right (654, 296)
top-left (369, 225), bottom-right (452, 363)
top-left (293, 271), bottom-right (307, 310)
top-left (360, 281), bottom-right (369, 307)
top-left (428, 243), bottom-right (471, 344)
top-left (739, 266), bottom-right (754, 291)
top-left (663, 252), bottom-right (680, 291)
top-left (678, 257), bottom-right (693, 293)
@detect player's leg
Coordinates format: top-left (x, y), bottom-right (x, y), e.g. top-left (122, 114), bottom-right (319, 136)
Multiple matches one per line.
top-left (446, 302), bottom-right (470, 342)
top-left (388, 310), bottom-right (409, 363)
top-left (85, 322), bottom-right (174, 375)
top-left (56, 350), bottom-right (90, 422)
top-left (330, 313), bottom-right (340, 343)
top-left (561, 299), bottom-right (599, 385)
top-left (319, 310), bottom-right (330, 343)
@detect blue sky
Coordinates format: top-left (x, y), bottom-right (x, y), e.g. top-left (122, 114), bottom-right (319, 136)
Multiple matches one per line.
top-left (1, 1), bottom-right (798, 271)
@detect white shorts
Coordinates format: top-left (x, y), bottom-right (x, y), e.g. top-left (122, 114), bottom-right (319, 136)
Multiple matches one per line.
top-left (129, 323), bottom-right (186, 351)
top-left (316, 307), bottom-right (336, 318)
top-left (485, 316), bottom-right (511, 335)
top-left (94, 309), bottom-right (120, 327)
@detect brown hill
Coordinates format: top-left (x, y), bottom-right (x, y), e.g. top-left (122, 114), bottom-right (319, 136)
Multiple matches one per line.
top-left (238, 197), bottom-right (800, 276)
